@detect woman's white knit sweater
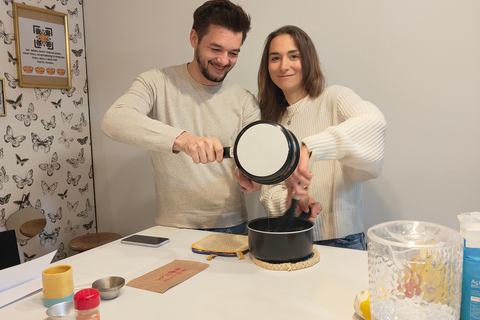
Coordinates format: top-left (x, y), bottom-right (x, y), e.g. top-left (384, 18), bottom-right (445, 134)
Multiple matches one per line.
top-left (260, 85), bottom-right (386, 241)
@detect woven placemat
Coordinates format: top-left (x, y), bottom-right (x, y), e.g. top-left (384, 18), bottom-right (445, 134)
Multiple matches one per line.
top-left (192, 234), bottom-right (249, 259)
top-left (251, 249), bottom-right (320, 271)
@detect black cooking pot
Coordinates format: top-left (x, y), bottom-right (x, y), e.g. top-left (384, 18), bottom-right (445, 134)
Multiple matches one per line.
top-left (224, 120), bottom-right (299, 185)
top-left (247, 215), bottom-right (313, 262)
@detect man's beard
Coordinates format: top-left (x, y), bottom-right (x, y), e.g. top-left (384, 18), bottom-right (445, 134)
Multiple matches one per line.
top-left (195, 50), bottom-right (231, 83)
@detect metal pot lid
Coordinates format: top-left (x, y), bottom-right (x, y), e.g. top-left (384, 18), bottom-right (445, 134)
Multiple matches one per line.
top-left (234, 121), bottom-right (299, 185)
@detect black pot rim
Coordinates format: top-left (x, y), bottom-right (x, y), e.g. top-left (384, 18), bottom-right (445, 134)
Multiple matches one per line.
top-left (247, 217), bottom-right (314, 234)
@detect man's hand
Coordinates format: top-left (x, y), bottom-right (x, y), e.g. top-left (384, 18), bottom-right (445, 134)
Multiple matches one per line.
top-left (234, 167), bottom-right (261, 193)
top-left (173, 132), bottom-right (224, 164)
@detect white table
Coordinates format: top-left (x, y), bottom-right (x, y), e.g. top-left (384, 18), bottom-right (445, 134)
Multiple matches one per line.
top-left (1, 226), bottom-right (368, 320)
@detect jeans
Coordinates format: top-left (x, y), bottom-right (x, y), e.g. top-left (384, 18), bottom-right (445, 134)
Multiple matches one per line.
top-left (202, 221), bottom-right (248, 235)
top-left (313, 232), bottom-right (366, 251)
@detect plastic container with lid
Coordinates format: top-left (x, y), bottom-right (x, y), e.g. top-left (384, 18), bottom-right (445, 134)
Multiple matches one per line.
top-left (74, 288), bottom-right (100, 320)
top-left (367, 220), bottom-right (463, 320)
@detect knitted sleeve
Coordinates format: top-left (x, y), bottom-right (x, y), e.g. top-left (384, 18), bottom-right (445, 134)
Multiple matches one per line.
top-left (302, 86), bottom-right (387, 182)
top-left (101, 69), bottom-right (184, 153)
top-left (259, 183), bottom-right (289, 217)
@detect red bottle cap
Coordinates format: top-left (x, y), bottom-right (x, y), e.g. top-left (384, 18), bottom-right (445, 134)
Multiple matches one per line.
top-left (74, 288), bottom-right (100, 310)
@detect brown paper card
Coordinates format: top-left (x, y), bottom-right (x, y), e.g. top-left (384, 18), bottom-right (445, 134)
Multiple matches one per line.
top-left (126, 259), bottom-right (209, 293)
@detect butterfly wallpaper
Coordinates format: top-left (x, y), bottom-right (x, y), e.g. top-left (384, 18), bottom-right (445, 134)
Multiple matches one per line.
top-left (0, 0), bottom-right (95, 263)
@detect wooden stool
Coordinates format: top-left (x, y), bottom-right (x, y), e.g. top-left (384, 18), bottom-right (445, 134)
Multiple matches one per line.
top-left (19, 218), bottom-right (47, 238)
top-left (68, 232), bottom-right (122, 253)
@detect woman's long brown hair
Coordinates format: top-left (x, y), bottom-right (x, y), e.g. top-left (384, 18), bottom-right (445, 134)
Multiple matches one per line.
top-left (258, 25), bottom-right (325, 122)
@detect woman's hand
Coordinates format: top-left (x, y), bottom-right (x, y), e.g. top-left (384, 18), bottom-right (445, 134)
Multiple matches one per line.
top-left (297, 195), bottom-right (322, 221)
top-left (286, 145), bottom-right (313, 197)
top-left (234, 167), bottom-right (262, 193)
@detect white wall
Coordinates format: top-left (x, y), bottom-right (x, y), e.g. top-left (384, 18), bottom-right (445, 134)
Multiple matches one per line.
top-left (84, 0), bottom-right (480, 236)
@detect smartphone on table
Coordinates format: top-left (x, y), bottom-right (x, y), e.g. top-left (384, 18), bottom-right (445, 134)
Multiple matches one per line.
top-left (121, 235), bottom-right (170, 247)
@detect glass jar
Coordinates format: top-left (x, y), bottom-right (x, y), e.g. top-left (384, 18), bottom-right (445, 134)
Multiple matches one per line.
top-left (367, 220), bottom-right (463, 320)
top-left (74, 288), bottom-right (100, 320)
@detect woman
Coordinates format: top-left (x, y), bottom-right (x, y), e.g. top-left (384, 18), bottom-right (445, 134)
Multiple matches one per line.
top-left (237, 25), bottom-right (386, 250)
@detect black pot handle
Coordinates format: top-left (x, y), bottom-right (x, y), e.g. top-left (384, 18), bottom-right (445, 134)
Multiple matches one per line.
top-left (298, 210), bottom-right (311, 220)
top-left (223, 147), bottom-right (233, 159)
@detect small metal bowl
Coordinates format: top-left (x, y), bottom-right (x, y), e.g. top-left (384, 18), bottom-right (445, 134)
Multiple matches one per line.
top-left (92, 276), bottom-right (125, 300)
top-left (46, 301), bottom-right (75, 319)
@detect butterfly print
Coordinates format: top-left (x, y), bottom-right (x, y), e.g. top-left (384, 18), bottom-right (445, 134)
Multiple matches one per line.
top-left (77, 208), bottom-right (88, 218)
top-left (34, 88), bottom-right (52, 102)
top-left (64, 220), bottom-right (79, 236)
top-left (71, 48), bottom-right (83, 57)
top-left (3, 0), bottom-right (14, 5)
top-left (61, 111), bottom-right (73, 123)
top-left (13, 192), bottom-right (31, 209)
top-left (58, 130), bottom-right (74, 149)
top-left (67, 171), bottom-right (81, 186)
top-left (48, 207), bottom-right (63, 223)
top-left (58, 0), bottom-right (69, 5)
top-left (83, 79), bottom-right (88, 94)
top-left (67, 201), bottom-right (79, 214)
top-left (51, 98), bottom-right (62, 109)
top-left (41, 116), bottom-right (56, 130)
top-left (7, 51), bottom-right (17, 65)
top-left (39, 227), bottom-right (60, 246)
top-left (41, 181), bottom-right (58, 196)
top-left (73, 97), bottom-right (83, 108)
top-left (16, 154), bottom-right (29, 166)
top-left (78, 183), bottom-right (88, 195)
top-left (0, 148), bottom-right (3, 159)
top-left (77, 136), bottom-right (88, 145)
top-left (0, 193), bottom-right (11, 205)
top-left (61, 87), bottom-right (76, 97)
top-left (23, 252), bottom-right (37, 262)
top-left (77, 198), bottom-right (92, 218)
top-left (83, 220), bottom-right (94, 230)
top-left (0, 208), bottom-right (5, 227)
top-left (6, 10), bottom-right (13, 19)
top-left (67, 148), bottom-right (84, 168)
top-left (4, 125), bottom-right (26, 148)
top-left (6, 93), bottom-right (22, 110)
top-left (0, 166), bottom-right (9, 190)
top-left (39, 152), bottom-right (61, 176)
top-left (13, 169), bottom-right (34, 189)
top-left (31, 133), bottom-right (54, 153)
top-left (71, 113), bottom-right (87, 132)
top-left (44, 4), bottom-right (56, 10)
top-left (0, 20), bottom-right (15, 45)
top-left (67, 8), bottom-right (78, 17)
top-left (78, 0), bottom-right (82, 5)
top-left (57, 189), bottom-right (68, 200)
top-left (35, 199), bottom-right (45, 215)
top-left (53, 242), bottom-right (67, 262)
top-left (71, 60), bottom-right (79, 76)
top-left (4, 72), bottom-right (18, 89)
top-left (69, 23), bottom-right (82, 43)
top-left (88, 165), bottom-right (93, 179)
top-left (15, 103), bottom-right (38, 127)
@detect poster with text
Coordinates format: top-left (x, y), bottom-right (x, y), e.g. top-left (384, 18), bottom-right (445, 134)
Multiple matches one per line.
top-left (14, 3), bottom-right (72, 89)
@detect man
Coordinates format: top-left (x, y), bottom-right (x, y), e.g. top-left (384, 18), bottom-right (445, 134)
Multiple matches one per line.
top-left (101, 0), bottom-right (259, 234)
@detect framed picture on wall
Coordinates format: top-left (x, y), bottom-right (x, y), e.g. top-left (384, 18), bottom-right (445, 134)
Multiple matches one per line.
top-left (0, 78), bottom-right (6, 116)
top-left (13, 3), bottom-right (72, 89)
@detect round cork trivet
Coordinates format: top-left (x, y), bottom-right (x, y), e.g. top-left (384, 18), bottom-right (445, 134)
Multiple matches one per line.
top-left (251, 249), bottom-right (320, 271)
